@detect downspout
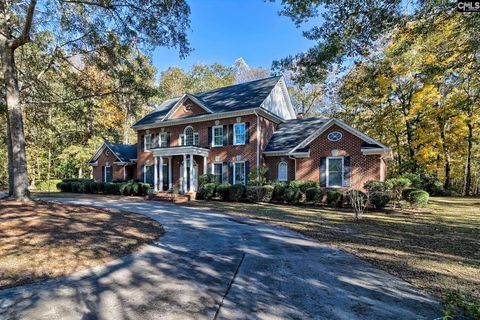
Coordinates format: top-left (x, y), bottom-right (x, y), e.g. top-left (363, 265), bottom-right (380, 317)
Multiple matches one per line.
top-left (288, 155), bottom-right (297, 181)
top-left (254, 110), bottom-right (260, 181)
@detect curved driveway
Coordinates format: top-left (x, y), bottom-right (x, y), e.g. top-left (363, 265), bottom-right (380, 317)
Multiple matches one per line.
top-left (1, 196), bottom-right (441, 320)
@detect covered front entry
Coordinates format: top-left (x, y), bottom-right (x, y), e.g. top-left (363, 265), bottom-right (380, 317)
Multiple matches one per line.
top-left (150, 146), bottom-right (209, 194)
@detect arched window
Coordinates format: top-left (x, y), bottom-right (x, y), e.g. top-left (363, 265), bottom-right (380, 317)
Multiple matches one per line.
top-left (278, 161), bottom-right (288, 182)
top-left (184, 126), bottom-right (194, 145)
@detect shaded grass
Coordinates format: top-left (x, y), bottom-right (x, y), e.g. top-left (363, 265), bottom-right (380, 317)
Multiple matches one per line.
top-left (187, 197), bottom-right (480, 302)
top-left (0, 199), bottom-right (164, 289)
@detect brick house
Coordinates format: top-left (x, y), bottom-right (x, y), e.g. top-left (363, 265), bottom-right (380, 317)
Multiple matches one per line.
top-left (88, 76), bottom-right (391, 193)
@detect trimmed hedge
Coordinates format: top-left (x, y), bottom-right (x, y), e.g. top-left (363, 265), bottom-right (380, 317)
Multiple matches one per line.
top-left (245, 185), bottom-right (274, 203)
top-left (215, 183), bottom-right (231, 201)
top-left (407, 189), bottom-right (429, 208)
top-left (305, 187), bottom-right (323, 205)
top-left (57, 179), bottom-right (150, 196)
top-left (285, 186), bottom-right (301, 204)
top-left (228, 184), bottom-right (246, 202)
top-left (327, 190), bottom-right (343, 207)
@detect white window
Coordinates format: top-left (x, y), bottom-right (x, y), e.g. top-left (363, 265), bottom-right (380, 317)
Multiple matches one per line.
top-left (212, 126), bottom-right (223, 147)
top-left (233, 123), bottom-right (246, 145)
top-left (212, 163), bottom-right (223, 183)
top-left (144, 134), bottom-right (152, 151)
top-left (278, 161), bottom-right (288, 182)
top-left (327, 131), bottom-right (343, 142)
top-left (159, 133), bottom-right (168, 148)
top-left (326, 157), bottom-right (344, 188)
top-left (233, 162), bottom-right (246, 185)
top-left (184, 126), bottom-right (194, 146)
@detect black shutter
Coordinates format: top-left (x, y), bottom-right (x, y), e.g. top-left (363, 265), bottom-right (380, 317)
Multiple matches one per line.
top-left (223, 125), bottom-right (228, 146)
top-left (245, 122), bottom-right (250, 144)
top-left (343, 156), bottom-right (351, 187)
top-left (140, 135), bottom-right (144, 151)
top-left (228, 124), bottom-right (234, 145)
top-left (245, 161), bottom-right (250, 185)
top-left (208, 127), bottom-right (212, 146)
top-left (223, 162), bottom-right (228, 183)
top-left (320, 157), bottom-right (327, 187)
top-left (167, 133), bottom-right (171, 147)
top-left (228, 162), bottom-right (234, 184)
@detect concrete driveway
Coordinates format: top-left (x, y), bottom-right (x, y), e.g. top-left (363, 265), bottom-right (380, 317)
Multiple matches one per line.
top-left (0, 196), bottom-right (441, 320)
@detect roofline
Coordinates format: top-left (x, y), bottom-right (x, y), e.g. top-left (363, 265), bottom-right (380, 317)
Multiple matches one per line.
top-left (88, 141), bottom-right (123, 164)
top-left (289, 118), bottom-right (389, 154)
top-left (132, 107), bottom-right (284, 130)
top-left (162, 94), bottom-right (213, 121)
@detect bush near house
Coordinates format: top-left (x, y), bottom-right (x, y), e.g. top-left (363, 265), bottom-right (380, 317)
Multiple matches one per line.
top-left (57, 179), bottom-right (150, 196)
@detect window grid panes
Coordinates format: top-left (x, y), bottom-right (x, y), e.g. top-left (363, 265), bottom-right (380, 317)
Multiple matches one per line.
top-left (327, 158), bottom-right (343, 187)
top-left (145, 134), bottom-right (152, 150)
top-left (234, 162), bottom-right (245, 185)
top-left (213, 126), bottom-right (223, 146)
top-left (234, 123), bottom-right (246, 145)
top-left (278, 161), bottom-right (288, 181)
top-left (213, 163), bottom-right (223, 183)
top-left (184, 127), bottom-right (194, 146)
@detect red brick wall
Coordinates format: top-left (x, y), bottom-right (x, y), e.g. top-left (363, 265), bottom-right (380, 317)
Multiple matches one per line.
top-left (295, 124), bottom-right (381, 189)
top-left (169, 99), bottom-right (209, 119)
top-left (136, 114), bottom-right (262, 185)
top-left (92, 148), bottom-right (133, 182)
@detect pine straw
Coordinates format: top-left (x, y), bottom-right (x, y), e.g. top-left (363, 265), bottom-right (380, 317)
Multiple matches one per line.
top-left (187, 197), bottom-right (480, 301)
top-left (0, 200), bottom-right (164, 289)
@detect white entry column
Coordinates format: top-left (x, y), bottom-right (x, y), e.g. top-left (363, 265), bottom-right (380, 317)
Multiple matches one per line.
top-left (183, 154), bottom-right (187, 193)
top-left (168, 157), bottom-right (172, 190)
top-left (153, 156), bottom-right (158, 192)
top-left (159, 157), bottom-right (164, 192)
top-left (189, 153), bottom-right (194, 192)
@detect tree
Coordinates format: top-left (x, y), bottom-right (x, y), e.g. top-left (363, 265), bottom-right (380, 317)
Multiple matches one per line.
top-left (0, 0), bottom-right (191, 200)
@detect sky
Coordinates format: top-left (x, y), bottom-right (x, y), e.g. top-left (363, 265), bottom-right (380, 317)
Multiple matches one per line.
top-left (152, 0), bottom-right (316, 75)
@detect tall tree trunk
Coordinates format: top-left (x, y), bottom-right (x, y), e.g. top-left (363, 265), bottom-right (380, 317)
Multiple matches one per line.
top-left (2, 46), bottom-right (30, 201)
top-left (463, 123), bottom-right (473, 196)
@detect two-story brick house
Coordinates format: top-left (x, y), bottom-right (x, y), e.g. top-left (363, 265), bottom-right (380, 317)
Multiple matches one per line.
top-left (88, 76), bottom-right (392, 193)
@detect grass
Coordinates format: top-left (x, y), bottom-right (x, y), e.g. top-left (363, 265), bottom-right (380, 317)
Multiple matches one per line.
top-left (187, 197), bottom-right (480, 303)
top-left (0, 199), bottom-right (164, 289)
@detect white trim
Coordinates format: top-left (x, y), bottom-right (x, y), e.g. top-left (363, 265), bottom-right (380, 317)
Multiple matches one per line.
top-left (163, 94), bottom-right (213, 120)
top-left (233, 122), bottom-right (246, 145)
top-left (212, 125), bottom-right (224, 147)
top-left (326, 156), bottom-right (344, 188)
top-left (290, 118), bottom-right (389, 154)
top-left (133, 108), bottom-right (283, 130)
top-left (233, 161), bottom-right (246, 185)
top-left (277, 161), bottom-right (288, 182)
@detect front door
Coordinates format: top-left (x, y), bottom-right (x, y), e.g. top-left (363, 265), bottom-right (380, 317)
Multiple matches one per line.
top-left (180, 159), bottom-right (198, 192)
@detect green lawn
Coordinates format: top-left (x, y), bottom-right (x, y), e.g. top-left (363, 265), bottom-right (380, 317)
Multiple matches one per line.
top-left (188, 197), bottom-right (480, 303)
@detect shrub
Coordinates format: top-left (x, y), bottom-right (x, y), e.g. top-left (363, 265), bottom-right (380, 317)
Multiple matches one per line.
top-left (289, 180), bottom-right (319, 194)
top-left (198, 174), bottom-right (219, 189)
top-left (272, 183), bottom-right (287, 202)
top-left (327, 190), bottom-right (343, 207)
top-left (407, 189), bottom-right (429, 208)
top-left (245, 185), bottom-right (275, 203)
top-left (228, 184), bottom-right (246, 202)
top-left (215, 183), bottom-right (231, 200)
top-left (305, 187), bottom-right (323, 205)
top-left (35, 179), bottom-right (62, 191)
top-left (284, 186), bottom-right (301, 204)
top-left (370, 193), bottom-right (391, 209)
top-left (202, 183), bottom-right (217, 200)
top-left (386, 178), bottom-right (411, 208)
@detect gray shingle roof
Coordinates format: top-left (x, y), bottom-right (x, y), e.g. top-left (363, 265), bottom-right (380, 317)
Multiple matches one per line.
top-left (105, 141), bottom-right (137, 162)
top-left (134, 76), bottom-right (282, 127)
top-left (265, 117), bottom-right (328, 152)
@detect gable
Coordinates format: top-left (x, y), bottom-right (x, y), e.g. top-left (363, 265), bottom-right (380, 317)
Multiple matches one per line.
top-left (169, 98), bottom-right (210, 119)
